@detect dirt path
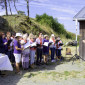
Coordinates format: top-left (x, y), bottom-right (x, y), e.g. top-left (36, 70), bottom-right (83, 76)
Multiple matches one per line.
top-left (0, 60), bottom-right (85, 85)
top-left (1, 47), bottom-right (85, 85)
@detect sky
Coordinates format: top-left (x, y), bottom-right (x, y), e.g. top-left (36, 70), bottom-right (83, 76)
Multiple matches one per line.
top-left (0, 0), bottom-right (85, 34)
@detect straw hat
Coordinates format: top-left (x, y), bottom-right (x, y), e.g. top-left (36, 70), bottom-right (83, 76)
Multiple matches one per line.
top-left (44, 35), bottom-right (48, 38)
top-left (15, 33), bottom-right (22, 37)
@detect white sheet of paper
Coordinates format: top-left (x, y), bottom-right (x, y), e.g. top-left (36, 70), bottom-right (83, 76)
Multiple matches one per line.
top-left (30, 42), bottom-right (37, 47)
top-left (43, 42), bottom-right (49, 46)
top-left (23, 42), bottom-right (30, 49)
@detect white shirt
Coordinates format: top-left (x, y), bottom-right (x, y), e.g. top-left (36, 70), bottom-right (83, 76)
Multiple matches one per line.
top-left (36, 37), bottom-right (43, 49)
top-left (49, 39), bottom-right (56, 48)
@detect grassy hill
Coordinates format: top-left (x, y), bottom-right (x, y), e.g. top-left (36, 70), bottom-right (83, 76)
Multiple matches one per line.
top-left (0, 15), bottom-right (57, 35)
top-left (0, 14), bottom-right (78, 43)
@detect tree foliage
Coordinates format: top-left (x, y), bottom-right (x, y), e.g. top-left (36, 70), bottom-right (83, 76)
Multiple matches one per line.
top-left (18, 11), bottom-right (25, 15)
top-left (36, 13), bottom-right (75, 39)
top-left (36, 13), bottom-right (67, 34)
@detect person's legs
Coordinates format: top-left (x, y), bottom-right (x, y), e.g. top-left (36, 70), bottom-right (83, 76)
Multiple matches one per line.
top-left (11, 50), bottom-right (15, 63)
top-left (30, 50), bottom-right (35, 68)
top-left (46, 54), bottom-right (48, 62)
top-left (22, 53), bottom-right (29, 69)
top-left (33, 50), bottom-right (35, 64)
top-left (14, 54), bottom-right (21, 73)
top-left (30, 50), bottom-right (35, 65)
top-left (50, 48), bottom-right (55, 61)
top-left (40, 49), bottom-right (42, 63)
top-left (22, 54), bottom-right (26, 69)
top-left (45, 55), bottom-right (48, 63)
top-left (0, 71), bottom-right (1, 75)
top-left (56, 49), bottom-right (59, 60)
top-left (16, 63), bottom-right (20, 72)
top-left (43, 55), bottom-right (46, 63)
top-left (58, 49), bottom-right (61, 59)
top-left (50, 48), bottom-right (53, 60)
top-left (0, 71), bottom-right (6, 76)
top-left (7, 51), bottom-right (11, 60)
top-left (36, 48), bottom-right (40, 64)
top-left (44, 53), bottom-right (48, 63)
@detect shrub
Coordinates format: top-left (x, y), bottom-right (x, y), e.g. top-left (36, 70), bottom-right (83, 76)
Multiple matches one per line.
top-left (36, 13), bottom-right (76, 40)
top-left (36, 13), bottom-right (67, 35)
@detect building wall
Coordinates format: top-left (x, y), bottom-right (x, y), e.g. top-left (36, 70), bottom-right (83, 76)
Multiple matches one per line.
top-left (79, 21), bottom-right (85, 60)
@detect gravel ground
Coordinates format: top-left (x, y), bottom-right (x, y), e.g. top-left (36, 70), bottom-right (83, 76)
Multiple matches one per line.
top-left (1, 60), bottom-right (85, 85)
top-left (1, 47), bottom-right (85, 85)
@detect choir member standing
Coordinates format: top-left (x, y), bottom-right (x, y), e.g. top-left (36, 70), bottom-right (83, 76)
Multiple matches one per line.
top-left (43, 35), bottom-right (49, 64)
top-left (36, 33), bottom-right (43, 65)
top-left (13, 33), bottom-right (23, 74)
top-left (29, 34), bottom-right (36, 68)
top-left (49, 34), bottom-right (56, 62)
top-left (21, 34), bottom-right (30, 69)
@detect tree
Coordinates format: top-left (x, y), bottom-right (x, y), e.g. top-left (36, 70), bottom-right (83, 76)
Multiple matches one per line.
top-left (4, 0), bottom-right (8, 15)
top-left (18, 11), bottom-right (25, 15)
top-left (26, 0), bottom-right (29, 18)
top-left (8, 0), bottom-right (12, 15)
top-left (13, 0), bottom-right (18, 14)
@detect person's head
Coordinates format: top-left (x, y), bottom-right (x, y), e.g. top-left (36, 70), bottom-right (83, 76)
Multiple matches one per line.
top-left (57, 36), bottom-right (61, 40)
top-left (2, 32), bottom-right (5, 38)
top-left (30, 34), bottom-right (35, 42)
top-left (29, 33), bottom-right (33, 40)
top-left (42, 34), bottom-right (44, 39)
top-left (44, 35), bottom-right (49, 40)
top-left (11, 32), bottom-right (16, 38)
top-left (15, 33), bottom-right (22, 41)
top-left (6, 32), bottom-right (11, 39)
top-left (34, 35), bottom-right (37, 39)
top-left (23, 33), bottom-right (28, 40)
top-left (39, 33), bottom-right (42, 38)
top-left (51, 34), bottom-right (55, 40)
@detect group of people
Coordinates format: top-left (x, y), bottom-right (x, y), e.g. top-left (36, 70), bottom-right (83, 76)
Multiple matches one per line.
top-left (0, 32), bottom-right (63, 74)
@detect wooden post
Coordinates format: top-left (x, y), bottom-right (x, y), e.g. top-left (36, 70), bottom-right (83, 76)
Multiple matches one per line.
top-left (75, 19), bottom-right (78, 54)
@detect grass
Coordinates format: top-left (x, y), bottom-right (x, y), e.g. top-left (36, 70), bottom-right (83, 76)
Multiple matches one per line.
top-left (22, 46), bottom-right (83, 82)
top-left (2, 15), bottom-right (58, 36)
top-left (64, 71), bottom-right (70, 76)
top-left (0, 15), bottom-right (76, 44)
top-left (23, 70), bottom-right (85, 82)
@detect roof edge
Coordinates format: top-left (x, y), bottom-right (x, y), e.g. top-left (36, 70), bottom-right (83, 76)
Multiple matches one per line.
top-left (73, 18), bottom-right (85, 21)
top-left (73, 6), bottom-right (85, 19)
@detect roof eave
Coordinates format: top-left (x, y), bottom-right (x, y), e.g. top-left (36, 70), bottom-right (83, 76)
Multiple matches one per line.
top-left (73, 18), bottom-right (85, 21)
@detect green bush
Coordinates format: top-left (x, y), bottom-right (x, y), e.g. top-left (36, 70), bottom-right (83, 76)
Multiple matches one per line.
top-left (36, 13), bottom-right (76, 40)
top-left (36, 13), bottom-right (67, 35)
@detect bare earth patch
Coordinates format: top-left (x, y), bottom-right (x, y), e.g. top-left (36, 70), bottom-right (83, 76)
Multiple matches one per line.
top-left (1, 46), bottom-right (85, 85)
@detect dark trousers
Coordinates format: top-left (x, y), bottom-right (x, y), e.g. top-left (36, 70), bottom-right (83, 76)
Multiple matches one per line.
top-left (56, 49), bottom-right (61, 57)
top-left (36, 48), bottom-right (43, 63)
top-left (7, 50), bottom-right (15, 63)
top-left (0, 71), bottom-right (1, 75)
top-left (50, 48), bottom-right (55, 60)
